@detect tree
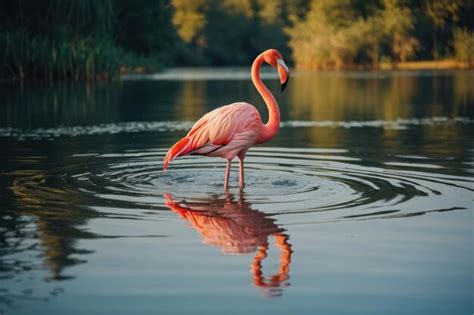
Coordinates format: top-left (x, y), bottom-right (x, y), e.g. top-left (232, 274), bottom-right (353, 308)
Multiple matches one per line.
top-left (382, 0), bottom-right (419, 62)
top-left (170, 0), bottom-right (293, 66)
top-left (286, 0), bottom-right (363, 69)
top-left (171, 0), bottom-right (207, 45)
top-left (115, 0), bottom-right (176, 58)
top-left (453, 28), bottom-right (474, 66)
top-left (424, 0), bottom-right (461, 59)
top-left (358, 8), bottom-right (385, 69)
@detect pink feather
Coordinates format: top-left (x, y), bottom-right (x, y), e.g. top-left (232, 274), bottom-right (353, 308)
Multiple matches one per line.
top-left (163, 49), bottom-right (290, 189)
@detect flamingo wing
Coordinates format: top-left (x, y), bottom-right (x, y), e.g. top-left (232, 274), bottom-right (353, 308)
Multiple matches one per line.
top-left (163, 103), bottom-right (262, 169)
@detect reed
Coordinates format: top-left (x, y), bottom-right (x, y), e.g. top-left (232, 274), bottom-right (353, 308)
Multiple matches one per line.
top-left (0, 0), bottom-right (163, 80)
top-left (0, 31), bottom-right (124, 80)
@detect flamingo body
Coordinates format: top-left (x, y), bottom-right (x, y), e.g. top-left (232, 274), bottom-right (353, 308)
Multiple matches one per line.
top-left (164, 49), bottom-right (290, 188)
top-left (164, 102), bottom-right (261, 166)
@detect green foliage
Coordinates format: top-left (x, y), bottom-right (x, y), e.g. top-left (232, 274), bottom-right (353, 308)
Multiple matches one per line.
top-left (423, 0), bottom-right (462, 59)
top-left (0, 0), bottom-right (117, 80)
top-left (115, 0), bottom-right (176, 58)
top-left (1, 0), bottom-right (473, 79)
top-left (172, 0), bottom-right (208, 44)
top-left (0, 30), bottom-right (122, 80)
top-left (286, 0), bottom-right (366, 69)
top-left (357, 10), bottom-right (385, 68)
top-left (170, 0), bottom-right (293, 66)
top-left (0, 0), bottom-right (172, 80)
top-left (287, 0), bottom-right (473, 68)
top-left (382, 0), bottom-right (419, 62)
top-left (454, 28), bottom-right (474, 66)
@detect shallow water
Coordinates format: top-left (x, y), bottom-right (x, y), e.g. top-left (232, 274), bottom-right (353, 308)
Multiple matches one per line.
top-left (0, 69), bottom-right (473, 314)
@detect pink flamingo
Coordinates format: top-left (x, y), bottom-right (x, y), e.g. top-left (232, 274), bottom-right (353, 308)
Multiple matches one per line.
top-left (163, 49), bottom-right (290, 189)
top-left (164, 192), bottom-right (292, 294)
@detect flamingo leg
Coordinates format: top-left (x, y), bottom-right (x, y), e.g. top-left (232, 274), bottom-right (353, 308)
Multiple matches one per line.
top-left (239, 157), bottom-right (245, 188)
top-left (224, 159), bottom-right (231, 189)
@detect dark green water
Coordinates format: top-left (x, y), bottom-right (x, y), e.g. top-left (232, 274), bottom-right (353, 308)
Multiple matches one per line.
top-left (0, 69), bottom-right (473, 314)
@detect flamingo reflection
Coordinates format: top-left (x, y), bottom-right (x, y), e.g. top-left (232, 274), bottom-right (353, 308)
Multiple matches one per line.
top-left (164, 192), bottom-right (292, 296)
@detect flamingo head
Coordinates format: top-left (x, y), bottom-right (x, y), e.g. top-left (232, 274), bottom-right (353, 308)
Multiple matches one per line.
top-left (263, 49), bottom-right (290, 92)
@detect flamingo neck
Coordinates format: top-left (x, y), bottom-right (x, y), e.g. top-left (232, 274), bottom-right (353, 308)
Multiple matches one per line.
top-left (251, 54), bottom-right (280, 144)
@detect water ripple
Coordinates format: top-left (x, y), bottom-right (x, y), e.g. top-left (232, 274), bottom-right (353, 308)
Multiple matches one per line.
top-left (0, 117), bottom-right (472, 139)
top-left (7, 147), bottom-right (472, 223)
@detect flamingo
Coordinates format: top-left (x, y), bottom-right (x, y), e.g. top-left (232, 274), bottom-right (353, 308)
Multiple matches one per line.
top-left (164, 192), bottom-right (292, 294)
top-left (163, 49), bottom-right (290, 189)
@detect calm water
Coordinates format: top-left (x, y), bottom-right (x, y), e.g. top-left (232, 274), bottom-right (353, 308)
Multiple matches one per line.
top-left (0, 69), bottom-right (473, 314)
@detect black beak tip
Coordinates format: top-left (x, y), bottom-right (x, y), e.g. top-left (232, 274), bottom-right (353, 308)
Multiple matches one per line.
top-left (280, 73), bottom-right (290, 93)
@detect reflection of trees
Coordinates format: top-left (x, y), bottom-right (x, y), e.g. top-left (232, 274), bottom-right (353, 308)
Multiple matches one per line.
top-left (453, 71), bottom-right (474, 114)
top-left (288, 73), bottom-right (418, 122)
top-left (174, 80), bottom-right (208, 121)
top-left (287, 71), bottom-right (472, 153)
top-left (8, 171), bottom-right (95, 281)
top-left (164, 192), bottom-right (292, 296)
top-left (0, 166), bottom-right (98, 307)
top-left (288, 71), bottom-right (473, 123)
top-left (381, 74), bottom-right (414, 119)
top-left (0, 82), bottom-right (121, 129)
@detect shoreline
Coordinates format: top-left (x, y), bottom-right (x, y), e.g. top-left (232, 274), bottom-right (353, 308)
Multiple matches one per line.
top-left (122, 60), bottom-right (472, 80)
top-left (293, 60), bottom-right (472, 71)
top-left (1, 60), bottom-right (472, 83)
top-left (379, 60), bottom-right (472, 70)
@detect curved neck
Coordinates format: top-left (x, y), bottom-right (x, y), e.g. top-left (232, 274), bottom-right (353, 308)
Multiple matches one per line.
top-left (251, 54), bottom-right (280, 143)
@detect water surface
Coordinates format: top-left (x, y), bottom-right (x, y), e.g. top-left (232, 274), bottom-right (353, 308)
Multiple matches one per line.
top-left (0, 69), bottom-right (473, 314)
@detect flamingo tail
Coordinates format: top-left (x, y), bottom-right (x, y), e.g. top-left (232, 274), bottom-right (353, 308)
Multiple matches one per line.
top-left (163, 137), bottom-right (192, 170)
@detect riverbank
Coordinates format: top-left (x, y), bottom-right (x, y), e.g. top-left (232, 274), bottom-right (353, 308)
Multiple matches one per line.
top-left (379, 60), bottom-right (472, 70)
top-left (2, 60), bottom-right (471, 83)
top-left (121, 60), bottom-right (473, 81)
top-left (115, 59), bottom-right (474, 79)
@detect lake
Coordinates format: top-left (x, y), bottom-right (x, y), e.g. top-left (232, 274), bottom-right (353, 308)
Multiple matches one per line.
top-left (0, 69), bottom-right (473, 314)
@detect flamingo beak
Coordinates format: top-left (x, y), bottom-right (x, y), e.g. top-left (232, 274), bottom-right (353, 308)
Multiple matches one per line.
top-left (277, 59), bottom-right (289, 92)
